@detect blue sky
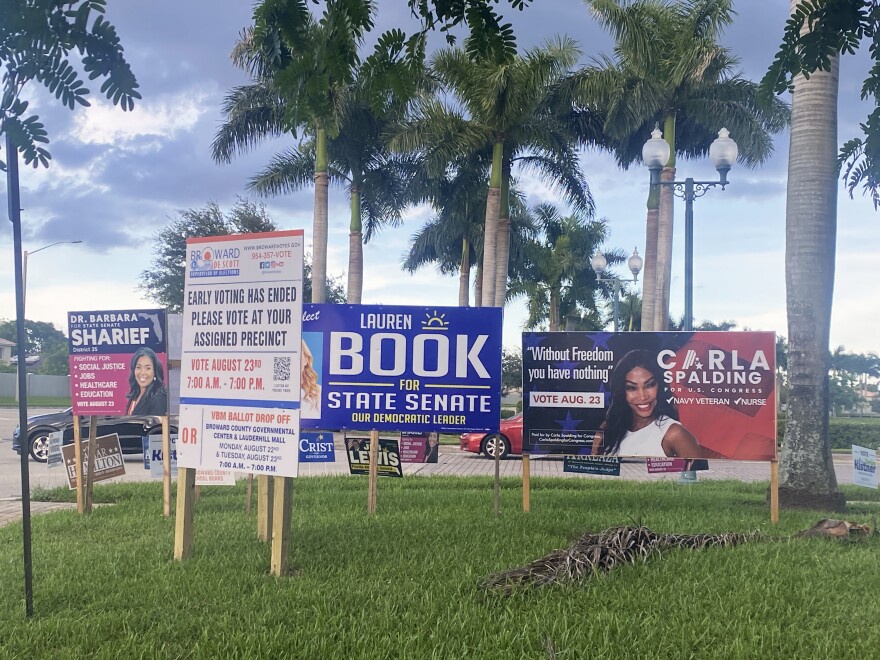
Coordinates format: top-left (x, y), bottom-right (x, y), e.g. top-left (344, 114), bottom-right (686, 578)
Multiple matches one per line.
top-left (1, 1), bottom-right (878, 354)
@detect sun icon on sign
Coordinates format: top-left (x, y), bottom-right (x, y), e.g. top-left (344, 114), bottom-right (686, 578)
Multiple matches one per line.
top-left (422, 311), bottom-right (448, 331)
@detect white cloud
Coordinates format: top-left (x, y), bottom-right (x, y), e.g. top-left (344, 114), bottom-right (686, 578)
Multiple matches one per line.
top-left (70, 91), bottom-right (209, 147)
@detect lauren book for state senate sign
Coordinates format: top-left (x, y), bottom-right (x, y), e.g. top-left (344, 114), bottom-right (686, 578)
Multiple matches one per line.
top-left (522, 331), bottom-right (776, 460)
top-left (176, 230), bottom-right (304, 478)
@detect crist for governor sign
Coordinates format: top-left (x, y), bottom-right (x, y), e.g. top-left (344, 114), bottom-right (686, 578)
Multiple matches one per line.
top-left (523, 331), bottom-right (777, 460)
top-left (300, 304), bottom-right (503, 432)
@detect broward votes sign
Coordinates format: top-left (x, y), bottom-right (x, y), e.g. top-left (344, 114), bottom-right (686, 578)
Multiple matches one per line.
top-left (300, 304), bottom-right (503, 433)
top-left (176, 230), bottom-right (304, 478)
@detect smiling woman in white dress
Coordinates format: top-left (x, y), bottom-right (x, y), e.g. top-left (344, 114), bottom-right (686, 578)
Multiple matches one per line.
top-left (592, 349), bottom-right (701, 458)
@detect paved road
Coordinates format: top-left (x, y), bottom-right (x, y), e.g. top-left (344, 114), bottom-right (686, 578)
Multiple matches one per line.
top-left (0, 406), bottom-right (859, 526)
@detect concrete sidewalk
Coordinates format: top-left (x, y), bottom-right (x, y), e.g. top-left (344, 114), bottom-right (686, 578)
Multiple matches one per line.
top-left (0, 449), bottom-right (857, 528)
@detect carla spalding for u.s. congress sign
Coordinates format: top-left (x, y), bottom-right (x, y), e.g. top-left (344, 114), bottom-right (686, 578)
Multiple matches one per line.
top-left (522, 331), bottom-right (776, 460)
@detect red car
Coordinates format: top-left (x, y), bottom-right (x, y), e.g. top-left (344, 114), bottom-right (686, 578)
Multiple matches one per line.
top-left (459, 413), bottom-right (523, 459)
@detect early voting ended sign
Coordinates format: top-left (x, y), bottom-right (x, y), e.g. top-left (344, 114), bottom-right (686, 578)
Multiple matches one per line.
top-left (523, 331), bottom-right (777, 460)
top-left (300, 304), bottom-right (503, 433)
top-left (177, 230), bottom-right (304, 478)
top-left (67, 309), bottom-right (168, 416)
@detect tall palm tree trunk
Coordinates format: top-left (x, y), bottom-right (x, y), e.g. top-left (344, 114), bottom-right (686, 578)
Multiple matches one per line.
top-left (779, 0), bottom-right (843, 511)
top-left (549, 289), bottom-right (561, 331)
top-left (459, 237), bottom-right (470, 306)
top-left (481, 140), bottom-right (503, 307)
top-left (640, 185), bottom-right (660, 331)
top-left (493, 164), bottom-right (512, 307)
top-left (312, 127), bottom-right (329, 303)
top-left (347, 184), bottom-right (363, 304)
top-left (654, 165), bottom-right (675, 330)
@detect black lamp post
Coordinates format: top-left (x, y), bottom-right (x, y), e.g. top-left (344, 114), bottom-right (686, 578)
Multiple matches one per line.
top-left (641, 127), bottom-right (739, 332)
top-left (591, 248), bottom-right (644, 331)
top-left (642, 127), bottom-right (738, 484)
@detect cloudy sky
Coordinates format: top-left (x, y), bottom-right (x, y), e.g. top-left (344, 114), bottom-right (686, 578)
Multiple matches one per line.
top-left (1, 1), bottom-right (878, 353)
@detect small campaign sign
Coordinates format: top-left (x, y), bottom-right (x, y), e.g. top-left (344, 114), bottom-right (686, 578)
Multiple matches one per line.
top-left (145, 434), bottom-right (178, 479)
top-left (46, 431), bottom-right (63, 468)
top-left (563, 456), bottom-right (621, 476)
top-left (646, 458), bottom-right (709, 474)
top-left (399, 433), bottom-right (439, 463)
top-left (852, 445), bottom-right (878, 489)
top-left (299, 431), bottom-right (336, 463)
top-left (195, 469), bottom-right (236, 486)
top-left (345, 436), bottom-right (403, 477)
top-left (61, 433), bottom-right (126, 490)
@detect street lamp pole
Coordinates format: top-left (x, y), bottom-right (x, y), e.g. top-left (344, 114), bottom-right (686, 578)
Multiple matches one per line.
top-left (16, 240), bottom-right (83, 406)
top-left (591, 248), bottom-right (644, 331)
top-left (642, 127), bottom-right (738, 332)
top-left (22, 240), bottom-right (83, 313)
top-left (642, 127), bottom-right (738, 484)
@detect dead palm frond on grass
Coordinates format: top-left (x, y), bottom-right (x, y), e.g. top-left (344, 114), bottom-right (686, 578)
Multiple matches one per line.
top-left (478, 518), bottom-right (878, 596)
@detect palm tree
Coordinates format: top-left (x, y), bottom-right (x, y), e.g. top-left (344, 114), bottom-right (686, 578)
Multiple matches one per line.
top-left (581, 0), bottom-right (789, 330)
top-left (507, 204), bottom-right (608, 331)
top-left (394, 38), bottom-right (597, 308)
top-left (212, 1), bottom-right (379, 303)
top-left (249, 79), bottom-right (418, 303)
top-left (777, 0), bottom-right (843, 511)
top-left (403, 155), bottom-right (490, 306)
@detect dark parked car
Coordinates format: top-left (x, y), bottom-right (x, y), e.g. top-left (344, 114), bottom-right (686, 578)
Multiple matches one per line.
top-left (11, 408), bottom-right (176, 463)
top-left (459, 413), bottom-right (523, 459)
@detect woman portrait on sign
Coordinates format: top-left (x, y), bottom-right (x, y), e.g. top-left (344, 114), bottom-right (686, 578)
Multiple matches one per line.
top-left (300, 339), bottom-right (322, 419)
top-left (592, 349), bottom-right (701, 458)
top-left (125, 347), bottom-right (168, 416)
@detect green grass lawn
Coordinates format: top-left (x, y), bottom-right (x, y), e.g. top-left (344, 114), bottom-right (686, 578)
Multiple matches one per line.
top-left (3, 477), bottom-right (880, 658)
top-left (0, 396), bottom-right (71, 408)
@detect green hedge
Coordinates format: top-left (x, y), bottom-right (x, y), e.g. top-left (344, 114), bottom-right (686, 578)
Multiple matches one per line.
top-left (778, 418), bottom-right (880, 450)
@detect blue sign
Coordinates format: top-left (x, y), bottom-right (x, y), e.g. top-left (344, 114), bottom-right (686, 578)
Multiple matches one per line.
top-left (67, 309), bottom-right (167, 356)
top-left (299, 431), bottom-right (336, 463)
top-left (300, 304), bottom-right (503, 432)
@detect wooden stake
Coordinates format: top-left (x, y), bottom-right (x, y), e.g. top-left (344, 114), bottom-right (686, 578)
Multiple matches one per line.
top-left (162, 416), bottom-right (171, 517)
top-left (257, 476), bottom-right (274, 541)
top-left (270, 476), bottom-right (293, 577)
top-left (173, 467), bottom-right (196, 560)
top-left (770, 459), bottom-right (780, 524)
top-left (522, 454), bottom-right (531, 513)
top-left (493, 441), bottom-right (500, 517)
top-left (245, 474), bottom-right (254, 515)
top-left (367, 429), bottom-right (379, 515)
top-left (84, 416), bottom-right (98, 513)
top-left (73, 415), bottom-right (84, 514)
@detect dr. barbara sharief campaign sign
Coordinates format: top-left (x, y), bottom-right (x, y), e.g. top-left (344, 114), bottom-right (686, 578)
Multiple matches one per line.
top-left (67, 309), bottom-right (168, 416)
top-left (300, 304), bottom-right (503, 433)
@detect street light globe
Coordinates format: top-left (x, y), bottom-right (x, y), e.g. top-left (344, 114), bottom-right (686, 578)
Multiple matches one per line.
top-left (590, 251), bottom-right (607, 274)
top-left (709, 128), bottom-right (738, 183)
top-left (627, 248), bottom-right (643, 281)
top-left (642, 127), bottom-right (671, 171)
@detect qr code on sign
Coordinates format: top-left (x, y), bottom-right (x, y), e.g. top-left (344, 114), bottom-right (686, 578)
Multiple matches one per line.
top-left (273, 357), bottom-right (291, 382)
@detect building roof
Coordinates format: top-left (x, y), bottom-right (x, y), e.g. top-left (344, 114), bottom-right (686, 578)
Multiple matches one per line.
top-left (0, 338), bottom-right (15, 347)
